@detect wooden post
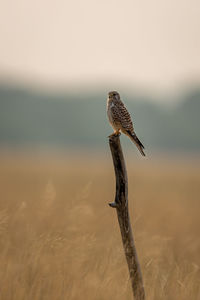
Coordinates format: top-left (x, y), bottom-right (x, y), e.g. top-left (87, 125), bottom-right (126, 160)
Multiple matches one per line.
top-left (108, 134), bottom-right (145, 300)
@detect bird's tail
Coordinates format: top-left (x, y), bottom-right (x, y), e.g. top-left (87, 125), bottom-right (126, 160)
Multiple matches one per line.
top-left (127, 131), bottom-right (146, 156)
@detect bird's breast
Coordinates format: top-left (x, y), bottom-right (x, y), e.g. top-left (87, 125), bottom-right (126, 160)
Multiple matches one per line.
top-left (107, 100), bottom-right (114, 123)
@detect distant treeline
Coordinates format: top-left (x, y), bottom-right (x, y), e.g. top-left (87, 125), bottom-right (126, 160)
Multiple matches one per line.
top-left (0, 84), bottom-right (200, 153)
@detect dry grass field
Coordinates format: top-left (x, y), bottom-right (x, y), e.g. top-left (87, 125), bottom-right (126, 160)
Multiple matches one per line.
top-left (0, 153), bottom-right (199, 300)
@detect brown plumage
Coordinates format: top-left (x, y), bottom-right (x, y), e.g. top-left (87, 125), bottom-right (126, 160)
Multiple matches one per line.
top-left (107, 91), bottom-right (145, 156)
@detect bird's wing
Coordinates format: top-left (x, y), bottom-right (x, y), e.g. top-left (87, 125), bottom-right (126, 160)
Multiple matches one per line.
top-left (111, 102), bottom-right (134, 132)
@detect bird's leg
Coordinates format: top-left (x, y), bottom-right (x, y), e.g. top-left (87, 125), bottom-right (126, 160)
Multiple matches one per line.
top-left (108, 129), bottom-right (121, 138)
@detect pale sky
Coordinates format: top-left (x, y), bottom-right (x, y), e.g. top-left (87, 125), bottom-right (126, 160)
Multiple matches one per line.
top-left (0, 0), bottom-right (200, 93)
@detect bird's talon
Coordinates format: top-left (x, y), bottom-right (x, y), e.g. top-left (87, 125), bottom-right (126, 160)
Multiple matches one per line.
top-left (108, 132), bottom-right (121, 138)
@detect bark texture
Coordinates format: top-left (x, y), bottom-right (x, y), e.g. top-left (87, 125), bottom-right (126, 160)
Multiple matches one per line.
top-left (109, 134), bottom-right (145, 300)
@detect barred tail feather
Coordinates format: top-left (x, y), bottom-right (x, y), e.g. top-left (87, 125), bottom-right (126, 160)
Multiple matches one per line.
top-left (127, 131), bottom-right (146, 156)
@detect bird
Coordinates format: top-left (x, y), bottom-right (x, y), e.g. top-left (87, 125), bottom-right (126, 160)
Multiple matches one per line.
top-left (107, 91), bottom-right (145, 156)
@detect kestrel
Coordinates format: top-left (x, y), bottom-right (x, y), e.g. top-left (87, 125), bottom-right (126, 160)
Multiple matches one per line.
top-left (107, 91), bottom-right (145, 156)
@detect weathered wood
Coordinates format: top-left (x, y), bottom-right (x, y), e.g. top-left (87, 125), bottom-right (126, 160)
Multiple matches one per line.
top-left (108, 134), bottom-right (145, 300)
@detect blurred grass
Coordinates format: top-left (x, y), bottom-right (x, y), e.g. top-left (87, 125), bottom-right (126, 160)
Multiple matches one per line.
top-left (0, 154), bottom-right (199, 299)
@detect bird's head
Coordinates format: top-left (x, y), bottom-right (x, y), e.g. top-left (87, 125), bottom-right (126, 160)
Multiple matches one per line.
top-left (108, 91), bottom-right (120, 101)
